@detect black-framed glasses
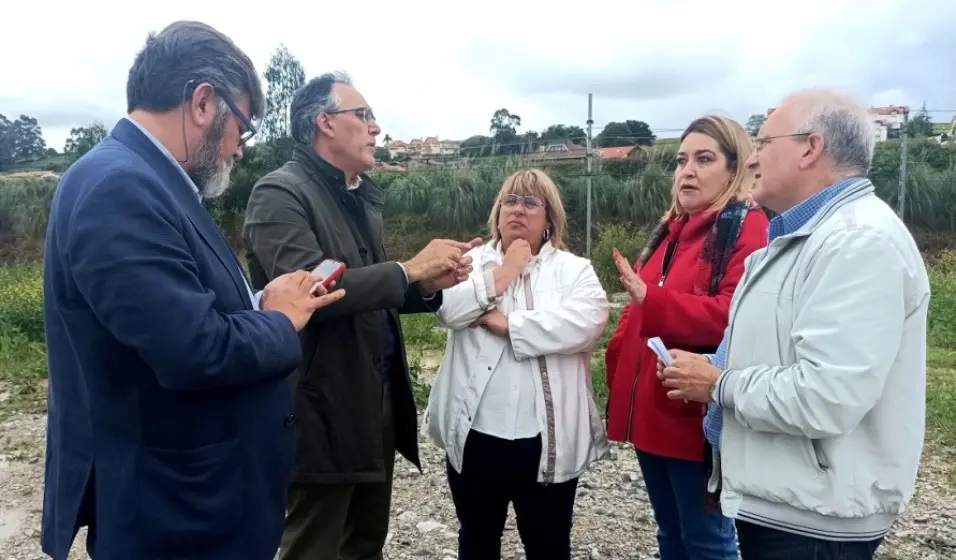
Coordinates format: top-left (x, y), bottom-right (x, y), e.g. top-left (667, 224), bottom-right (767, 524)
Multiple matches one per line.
top-left (753, 132), bottom-right (810, 152)
top-left (181, 80), bottom-right (259, 146)
top-left (502, 194), bottom-right (545, 210)
top-left (220, 95), bottom-right (258, 146)
top-left (326, 107), bottom-right (376, 124)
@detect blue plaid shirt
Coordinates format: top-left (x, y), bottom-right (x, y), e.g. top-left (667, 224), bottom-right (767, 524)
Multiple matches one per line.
top-left (702, 177), bottom-right (860, 450)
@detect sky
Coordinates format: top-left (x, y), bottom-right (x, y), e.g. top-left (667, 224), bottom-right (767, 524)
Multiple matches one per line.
top-left (2, 0), bottom-right (955, 152)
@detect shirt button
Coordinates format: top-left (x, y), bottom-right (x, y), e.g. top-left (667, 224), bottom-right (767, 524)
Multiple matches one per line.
top-left (284, 414), bottom-right (296, 426)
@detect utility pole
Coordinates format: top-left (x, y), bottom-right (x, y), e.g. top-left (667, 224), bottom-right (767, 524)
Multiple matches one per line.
top-left (585, 93), bottom-right (594, 259)
top-left (897, 108), bottom-right (909, 220)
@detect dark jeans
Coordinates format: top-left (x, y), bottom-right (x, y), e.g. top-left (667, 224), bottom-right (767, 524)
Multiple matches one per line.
top-left (636, 450), bottom-right (738, 560)
top-left (277, 383), bottom-right (395, 560)
top-left (446, 429), bottom-right (579, 560)
top-left (736, 520), bottom-right (884, 560)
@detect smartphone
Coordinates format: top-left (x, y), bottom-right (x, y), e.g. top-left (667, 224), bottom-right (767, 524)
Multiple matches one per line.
top-left (647, 337), bottom-right (674, 366)
top-left (311, 259), bottom-right (346, 290)
top-left (648, 337), bottom-right (687, 403)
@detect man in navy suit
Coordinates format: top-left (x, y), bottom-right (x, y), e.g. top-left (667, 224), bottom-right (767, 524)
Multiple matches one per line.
top-left (40, 21), bottom-right (345, 560)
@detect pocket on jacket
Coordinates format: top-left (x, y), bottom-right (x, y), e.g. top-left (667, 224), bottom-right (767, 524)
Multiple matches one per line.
top-left (134, 438), bottom-right (243, 550)
top-left (805, 438), bottom-right (829, 472)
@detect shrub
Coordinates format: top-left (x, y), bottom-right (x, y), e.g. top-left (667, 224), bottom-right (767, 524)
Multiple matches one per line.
top-left (0, 265), bottom-right (44, 341)
top-left (592, 224), bottom-right (649, 293)
top-left (929, 250), bottom-right (956, 349)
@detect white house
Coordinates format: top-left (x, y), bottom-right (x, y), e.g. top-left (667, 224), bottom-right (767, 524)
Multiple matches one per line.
top-left (766, 105), bottom-right (909, 143)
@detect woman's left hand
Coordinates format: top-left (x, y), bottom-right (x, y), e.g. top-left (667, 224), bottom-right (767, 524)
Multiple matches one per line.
top-left (477, 308), bottom-right (510, 337)
top-left (613, 248), bottom-right (647, 304)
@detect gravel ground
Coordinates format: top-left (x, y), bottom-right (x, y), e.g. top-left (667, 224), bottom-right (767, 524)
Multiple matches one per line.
top-left (2, 412), bottom-right (955, 560)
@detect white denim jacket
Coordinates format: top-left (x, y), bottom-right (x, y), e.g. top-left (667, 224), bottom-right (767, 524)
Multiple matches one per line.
top-left (422, 240), bottom-right (611, 483)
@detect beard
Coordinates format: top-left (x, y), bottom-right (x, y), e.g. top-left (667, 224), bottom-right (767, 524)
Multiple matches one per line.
top-left (188, 110), bottom-right (233, 199)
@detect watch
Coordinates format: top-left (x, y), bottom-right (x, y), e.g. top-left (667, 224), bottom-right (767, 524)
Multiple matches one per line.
top-left (709, 380), bottom-right (719, 404)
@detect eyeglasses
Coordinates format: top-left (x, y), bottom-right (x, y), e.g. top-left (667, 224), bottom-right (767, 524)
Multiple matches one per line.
top-left (326, 107), bottom-right (376, 124)
top-left (181, 80), bottom-right (259, 146)
top-left (219, 95), bottom-right (258, 146)
top-left (502, 194), bottom-right (545, 210)
top-left (753, 132), bottom-right (810, 152)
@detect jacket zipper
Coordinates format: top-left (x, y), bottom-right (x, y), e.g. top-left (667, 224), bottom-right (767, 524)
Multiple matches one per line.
top-left (625, 240), bottom-right (679, 442)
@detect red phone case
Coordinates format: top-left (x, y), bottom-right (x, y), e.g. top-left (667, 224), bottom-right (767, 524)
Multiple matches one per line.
top-left (313, 260), bottom-right (346, 288)
top-left (322, 263), bottom-right (345, 286)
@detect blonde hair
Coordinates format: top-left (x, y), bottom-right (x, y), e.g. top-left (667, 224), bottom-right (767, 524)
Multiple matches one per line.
top-left (488, 168), bottom-right (568, 250)
top-left (663, 115), bottom-right (756, 222)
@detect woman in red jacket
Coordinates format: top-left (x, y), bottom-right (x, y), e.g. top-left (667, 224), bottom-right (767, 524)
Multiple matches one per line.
top-left (604, 115), bottom-right (768, 560)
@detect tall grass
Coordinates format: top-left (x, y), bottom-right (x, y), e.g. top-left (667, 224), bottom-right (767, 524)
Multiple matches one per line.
top-left (5, 247), bottom-right (956, 448)
top-left (0, 178), bottom-right (56, 251)
top-left (3, 139), bottom-right (956, 262)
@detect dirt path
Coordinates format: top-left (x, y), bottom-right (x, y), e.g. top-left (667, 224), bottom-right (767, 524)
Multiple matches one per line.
top-left (2, 412), bottom-right (955, 559)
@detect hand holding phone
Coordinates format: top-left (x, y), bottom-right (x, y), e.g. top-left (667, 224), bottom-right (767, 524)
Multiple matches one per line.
top-left (648, 337), bottom-right (687, 403)
top-left (647, 337), bottom-right (674, 367)
top-left (311, 259), bottom-right (346, 294)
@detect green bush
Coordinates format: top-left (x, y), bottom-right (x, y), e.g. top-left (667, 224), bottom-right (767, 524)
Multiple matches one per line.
top-left (0, 178), bottom-right (57, 242)
top-left (0, 265), bottom-right (44, 341)
top-left (592, 224), bottom-right (649, 293)
top-left (929, 250), bottom-right (956, 349)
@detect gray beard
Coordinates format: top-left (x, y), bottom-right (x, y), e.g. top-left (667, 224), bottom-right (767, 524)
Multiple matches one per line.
top-left (188, 113), bottom-right (233, 199)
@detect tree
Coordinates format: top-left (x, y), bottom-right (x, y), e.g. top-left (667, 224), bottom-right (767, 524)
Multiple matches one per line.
top-left (64, 122), bottom-right (109, 160)
top-left (459, 135), bottom-right (493, 158)
top-left (489, 109), bottom-right (522, 155)
top-left (908, 102), bottom-right (933, 137)
top-left (595, 120), bottom-right (654, 148)
top-left (0, 113), bottom-right (46, 170)
top-left (0, 114), bottom-right (13, 170)
top-left (490, 108), bottom-right (521, 137)
top-left (261, 44), bottom-right (306, 150)
top-left (12, 115), bottom-right (46, 161)
top-left (374, 146), bottom-right (391, 162)
top-left (382, 134), bottom-right (392, 145)
top-left (746, 114), bottom-right (767, 136)
top-left (540, 124), bottom-right (586, 144)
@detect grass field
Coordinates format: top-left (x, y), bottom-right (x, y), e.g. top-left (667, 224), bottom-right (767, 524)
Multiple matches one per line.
top-left (2, 253), bottom-right (956, 473)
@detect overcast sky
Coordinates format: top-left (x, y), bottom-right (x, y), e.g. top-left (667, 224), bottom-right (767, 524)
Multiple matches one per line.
top-left (2, 0), bottom-right (954, 152)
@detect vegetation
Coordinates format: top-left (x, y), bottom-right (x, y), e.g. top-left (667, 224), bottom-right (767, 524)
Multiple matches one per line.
top-left (3, 249), bottom-right (956, 469)
top-left (2, 41), bottom-right (955, 462)
top-left (3, 136), bottom-right (956, 264)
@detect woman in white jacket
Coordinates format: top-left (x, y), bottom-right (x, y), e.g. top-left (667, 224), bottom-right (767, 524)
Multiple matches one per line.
top-left (422, 168), bottom-right (610, 560)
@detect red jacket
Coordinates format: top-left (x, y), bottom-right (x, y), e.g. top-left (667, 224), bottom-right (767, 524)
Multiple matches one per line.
top-left (604, 207), bottom-right (769, 462)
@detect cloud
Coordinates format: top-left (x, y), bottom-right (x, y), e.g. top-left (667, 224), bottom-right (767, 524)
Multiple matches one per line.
top-left (1, 0), bottom-right (954, 152)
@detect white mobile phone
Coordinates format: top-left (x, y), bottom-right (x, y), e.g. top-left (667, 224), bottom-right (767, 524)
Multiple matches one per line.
top-left (647, 337), bottom-right (674, 366)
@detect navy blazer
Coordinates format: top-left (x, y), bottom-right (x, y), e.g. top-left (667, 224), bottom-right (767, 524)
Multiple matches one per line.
top-left (41, 118), bottom-right (303, 560)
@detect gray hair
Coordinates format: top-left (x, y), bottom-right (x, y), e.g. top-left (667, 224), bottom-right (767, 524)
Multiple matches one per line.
top-left (289, 71), bottom-right (353, 146)
top-left (782, 88), bottom-right (875, 175)
top-left (126, 20), bottom-right (265, 120)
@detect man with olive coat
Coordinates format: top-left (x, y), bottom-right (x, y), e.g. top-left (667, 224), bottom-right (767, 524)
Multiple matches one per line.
top-left (243, 71), bottom-right (476, 559)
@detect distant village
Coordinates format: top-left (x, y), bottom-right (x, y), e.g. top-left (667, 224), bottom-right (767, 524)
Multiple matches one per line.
top-left (377, 105), bottom-right (956, 171)
top-left (378, 136), bottom-right (647, 170)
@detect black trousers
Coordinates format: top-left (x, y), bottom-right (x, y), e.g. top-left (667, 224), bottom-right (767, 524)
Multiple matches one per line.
top-left (736, 520), bottom-right (885, 560)
top-left (446, 429), bottom-right (579, 560)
